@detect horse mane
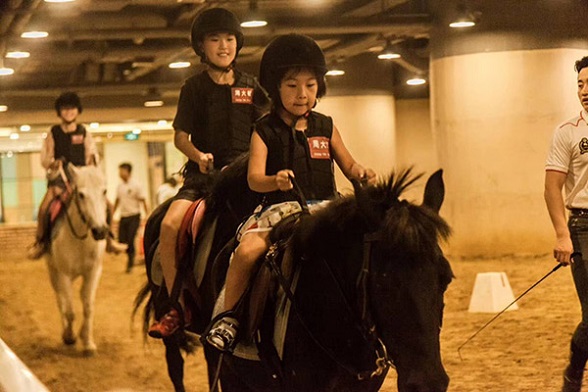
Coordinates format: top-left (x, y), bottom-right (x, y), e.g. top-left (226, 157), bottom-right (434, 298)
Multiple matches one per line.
top-left (206, 153), bottom-right (252, 216)
top-left (375, 169), bottom-right (451, 259)
top-left (295, 168), bottom-right (450, 265)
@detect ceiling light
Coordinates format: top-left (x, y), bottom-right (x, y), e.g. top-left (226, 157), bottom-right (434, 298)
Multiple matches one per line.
top-left (143, 88), bottom-right (164, 107)
top-left (132, 128), bottom-right (142, 135)
top-left (0, 67), bottom-right (14, 76)
top-left (406, 76), bottom-right (427, 86)
top-left (90, 122), bottom-right (100, 129)
top-left (157, 120), bottom-right (168, 126)
top-left (377, 41), bottom-right (401, 60)
top-left (20, 125), bottom-right (31, 132)
top-left (9, 133), bottom-right (19, 140)
top-left (6, 51), bottom-right (30, 59)
top-left (21, 31), bottom-right (49, 39)
top-left (449, 3), bottom-right (477, 28)
top-left (0, 105), bottom-right (7, 112)
top-left (241, 1), bottom-right (268, 28)
top-left (326, 69), bottom-right (345, 76)
top-left (169, 61), bottom-right (191, 69)
top-left (144, 100), bottom-right (163, 107)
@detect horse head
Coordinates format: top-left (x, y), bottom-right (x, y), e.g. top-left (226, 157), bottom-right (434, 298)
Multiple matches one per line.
top-left (67, 163), bottom-right (109, 241)
top-left (354, 169), bottom-right (452, 392)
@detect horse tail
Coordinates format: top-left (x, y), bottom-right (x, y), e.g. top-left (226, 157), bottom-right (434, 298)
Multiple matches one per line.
top-left (132, 281), bottom-right (154, 339)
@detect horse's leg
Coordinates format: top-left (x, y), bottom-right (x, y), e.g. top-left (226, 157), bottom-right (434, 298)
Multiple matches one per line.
top-left (79, 261), bottom-right (103, 356)
top-left (163, 336), bottom-right (186, 392)
top-left (47, 263), bottom-right (76, 345)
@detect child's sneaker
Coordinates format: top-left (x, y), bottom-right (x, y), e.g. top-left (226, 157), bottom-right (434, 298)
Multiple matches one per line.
top-left (148, 308), bottom-right (182, 339)
top-left (205, 316), bottom-right (239, 352)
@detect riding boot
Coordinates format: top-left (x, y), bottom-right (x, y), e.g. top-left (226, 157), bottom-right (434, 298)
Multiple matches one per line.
top-left (562, 342), bottom-right (588, 392)
top-left (27, 197), bottom-right (51, 260)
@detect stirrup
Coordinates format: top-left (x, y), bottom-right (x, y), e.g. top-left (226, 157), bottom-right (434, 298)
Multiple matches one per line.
top-left (204, 314), bottom-right (239, 353)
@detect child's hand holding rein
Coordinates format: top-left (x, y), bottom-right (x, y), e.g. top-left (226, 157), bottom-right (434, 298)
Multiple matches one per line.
top-left (350, 163), bottom-right (376, 185)
top-left (197, 152), bottom-right (214, 173)
top-left (276, 169), bottom-right (294, 191)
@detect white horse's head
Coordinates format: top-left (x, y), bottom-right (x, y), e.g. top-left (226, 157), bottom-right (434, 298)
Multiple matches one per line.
top-left (67, 163), bottom-right (109, 241)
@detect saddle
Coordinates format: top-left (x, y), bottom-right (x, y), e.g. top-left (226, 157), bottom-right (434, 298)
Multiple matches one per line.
top-left (40, 190), bottom-right (72, 248)
top-left (171, 198), bottom-right (207, 309)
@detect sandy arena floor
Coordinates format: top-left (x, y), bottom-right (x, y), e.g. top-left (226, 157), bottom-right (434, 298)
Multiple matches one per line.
top-left (0, 252), bottom-right (582, 391)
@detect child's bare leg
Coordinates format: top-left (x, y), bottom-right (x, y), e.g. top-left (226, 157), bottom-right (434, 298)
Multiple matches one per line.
top-left (160, 198), bottom-right (193, 297)
top-left (205, 231), bottom-right (269, 351)
top-left (148, 198), bottom-right (194, 339)
top-left (224, 231), bottom-right (270, 311)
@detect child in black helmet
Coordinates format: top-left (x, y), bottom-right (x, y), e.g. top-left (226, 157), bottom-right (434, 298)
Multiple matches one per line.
top-left (148, 8), bottom-right (270, 338)
top-left (205, 34), bottom-right (376, 352)
top-left (28, 92), bottom-right (126, 259)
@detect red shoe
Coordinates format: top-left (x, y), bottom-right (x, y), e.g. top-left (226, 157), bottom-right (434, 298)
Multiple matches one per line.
top-left (148, 309), bottom-right (181, 339)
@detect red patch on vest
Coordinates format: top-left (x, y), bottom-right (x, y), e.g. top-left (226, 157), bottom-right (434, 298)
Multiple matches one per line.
top-left (307, 137), bottom-right (330, 159)
top-left (231, 87), bottom-right (254, 104)
top-left (71, 134), bottom-right (84, 144)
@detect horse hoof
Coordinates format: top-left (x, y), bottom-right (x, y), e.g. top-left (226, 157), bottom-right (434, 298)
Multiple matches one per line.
top-left (63, 336), bottom-right (77, 345)
top-left (83, 348), bottom-right (97, 357)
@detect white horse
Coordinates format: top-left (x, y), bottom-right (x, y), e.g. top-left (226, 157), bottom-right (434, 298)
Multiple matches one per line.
top-left (45, 163), bottom-right (109, 356)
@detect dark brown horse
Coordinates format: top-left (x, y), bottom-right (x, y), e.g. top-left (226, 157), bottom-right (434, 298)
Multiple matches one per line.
top-left (204, 169), bottom-right (453, 392)
top-left (137, 157), bottom-right (453, 392)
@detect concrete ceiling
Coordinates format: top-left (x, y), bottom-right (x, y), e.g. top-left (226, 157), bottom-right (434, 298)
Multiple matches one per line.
top-left (2, 0), bottom-right (588, 116)
top-left (0, 0), bottom-right (431, 113)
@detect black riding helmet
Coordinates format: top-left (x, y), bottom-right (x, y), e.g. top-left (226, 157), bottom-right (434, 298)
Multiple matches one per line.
top-left (54, 92), bottom-right (82, 116)
top-left (190, 8), bottom-right (244, 62)
top-left (259, 34), bottom-right (328, 107)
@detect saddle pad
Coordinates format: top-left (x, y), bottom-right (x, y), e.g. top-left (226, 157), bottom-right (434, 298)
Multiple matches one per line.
top-left (150, 216), bottom-right (217, 289)
top-left (211, 266), bottom-right (301, 361)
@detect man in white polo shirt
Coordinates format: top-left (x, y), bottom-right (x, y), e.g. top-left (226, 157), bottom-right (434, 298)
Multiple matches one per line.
top-left (545, 55), bottom-right (588, 392)
top-left (113, 162), bottom-right (149, 273)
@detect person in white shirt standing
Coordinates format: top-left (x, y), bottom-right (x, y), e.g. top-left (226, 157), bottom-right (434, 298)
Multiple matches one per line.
top-left (545, 55), bottom-right (588, 392)
top-left (114, 162), bottom-right (149, 273)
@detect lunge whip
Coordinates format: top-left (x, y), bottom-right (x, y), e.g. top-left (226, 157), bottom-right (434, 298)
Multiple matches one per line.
top-left (457, 261), bottom-right (567, 359)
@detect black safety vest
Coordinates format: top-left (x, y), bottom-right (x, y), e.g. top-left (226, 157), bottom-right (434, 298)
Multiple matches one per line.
top-left (184, 71), bottom-right (268, 173)
top-left (257, 111), bottom-right (336, 204)
top-left (51, 124), bottom-right (87, 167)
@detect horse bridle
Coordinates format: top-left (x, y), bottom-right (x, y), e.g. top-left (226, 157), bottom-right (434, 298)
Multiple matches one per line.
top-left (64, 186), bottom-right (92, 240)
top-left (266, 229), bottom-right (394, 381)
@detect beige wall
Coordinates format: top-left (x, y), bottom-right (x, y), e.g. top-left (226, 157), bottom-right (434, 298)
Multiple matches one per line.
top-left (317, 95), bottom-right (397, 195)
top-left (431, 48), bottom-right (586, 257)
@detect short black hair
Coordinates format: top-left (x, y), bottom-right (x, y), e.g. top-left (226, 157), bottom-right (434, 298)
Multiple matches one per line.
top-left (575, 56), bottom-right (588, 73)
top-left (119, 162), bottom-right (132, 172)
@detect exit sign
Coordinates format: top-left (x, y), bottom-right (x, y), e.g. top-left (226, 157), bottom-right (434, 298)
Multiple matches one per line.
top-left (124, 132), bottom-right (139, 141)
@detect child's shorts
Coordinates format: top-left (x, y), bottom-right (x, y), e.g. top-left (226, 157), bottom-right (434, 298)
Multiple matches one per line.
top-left (236, 200), bottom-right (330, 242)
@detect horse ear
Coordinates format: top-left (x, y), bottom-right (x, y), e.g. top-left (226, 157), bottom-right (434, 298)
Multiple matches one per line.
top-left (67, 163), bottom-right (79, 180)
top-left (352, 179), bottom-right (380, 226)
top-left (422, 169), bottom-right (444, 213)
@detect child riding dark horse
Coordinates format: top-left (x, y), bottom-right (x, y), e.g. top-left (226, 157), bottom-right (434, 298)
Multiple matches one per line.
top-left (204, 34), bottom-right (376, 352)
top-left (148, 8), bottom-right (269, 338)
